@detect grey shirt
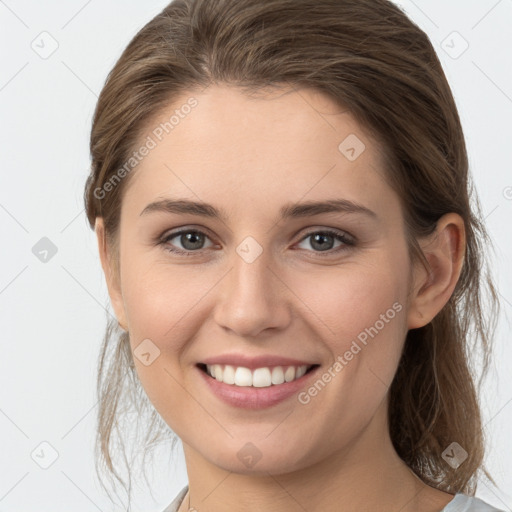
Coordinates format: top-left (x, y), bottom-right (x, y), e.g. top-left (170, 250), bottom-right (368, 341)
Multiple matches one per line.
top-left (161, 485), bottom-right (506, 512)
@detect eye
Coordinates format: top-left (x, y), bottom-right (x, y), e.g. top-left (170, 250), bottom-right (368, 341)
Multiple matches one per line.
top-left (295, 229), bottom-right (355, 254)
top-left (158, 227), bottom-right (355, 257)
top-left (159, 229), bottom-right (215, 255)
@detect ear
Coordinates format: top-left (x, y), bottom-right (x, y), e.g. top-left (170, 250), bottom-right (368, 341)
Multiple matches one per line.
top-left (407, 213), bottom-right (466, 329)
top-left (95, 217), bottom-right (128, 331)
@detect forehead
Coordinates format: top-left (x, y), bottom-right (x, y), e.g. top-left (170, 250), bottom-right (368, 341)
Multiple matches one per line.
top-left (122, 84), bottom-right (396, 222)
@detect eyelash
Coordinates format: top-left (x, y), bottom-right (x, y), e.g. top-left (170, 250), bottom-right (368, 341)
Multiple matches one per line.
top-left (158, 228), bottom-right (355, 257)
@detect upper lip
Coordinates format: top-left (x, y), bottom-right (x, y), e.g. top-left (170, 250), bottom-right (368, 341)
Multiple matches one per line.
top-left (199, 354), bottom-right (319, 370)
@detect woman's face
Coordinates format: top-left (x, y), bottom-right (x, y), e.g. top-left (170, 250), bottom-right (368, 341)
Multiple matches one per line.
top-left (100, 84), bottom-right (421, 475)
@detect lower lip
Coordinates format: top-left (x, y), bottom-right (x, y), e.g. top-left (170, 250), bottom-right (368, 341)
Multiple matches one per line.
top-left (196, 365), bottom-right (320, 409)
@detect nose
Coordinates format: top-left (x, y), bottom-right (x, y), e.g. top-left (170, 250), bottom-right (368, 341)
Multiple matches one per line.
top-left (213, 248), bottom-right (292, 338)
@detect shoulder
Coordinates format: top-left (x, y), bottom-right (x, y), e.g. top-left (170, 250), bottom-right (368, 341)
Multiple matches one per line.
top-left (161, 485), bottom-right (189, 512)
top-left (443, 493), bottom-right (507, 512)
top-left (160, 488), bottom-right (506, 512)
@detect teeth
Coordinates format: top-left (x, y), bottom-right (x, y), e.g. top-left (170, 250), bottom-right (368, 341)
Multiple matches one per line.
top-left (222, 364), bottom-right (235, 384)
top-left (271, 366), bottom-right (285, 385)
top-left (253, 368), bottom-right (271, 387)
top-left (205, 364), bottom-right (311, 387)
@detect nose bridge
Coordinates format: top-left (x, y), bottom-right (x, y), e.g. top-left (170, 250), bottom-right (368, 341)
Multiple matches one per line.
top-left (213, 239), bottom-right (291, 336)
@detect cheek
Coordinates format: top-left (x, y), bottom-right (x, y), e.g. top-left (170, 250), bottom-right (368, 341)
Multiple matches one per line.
top-left (118, 257), bottom-right (216, 421)
top-left (291, 257), bottom-right (408, 341)
top-left (120, 250), bottom-right (219, 343)
top-left (288, 255), bottom-right (409, 397)
top-left (286, 261), bottom-right (408, 438)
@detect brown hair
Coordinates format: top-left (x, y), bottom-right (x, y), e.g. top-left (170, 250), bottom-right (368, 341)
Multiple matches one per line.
top-left (84, 0), bottom-right (500, 505)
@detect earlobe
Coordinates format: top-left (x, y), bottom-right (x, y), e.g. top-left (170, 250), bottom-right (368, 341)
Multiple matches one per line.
top-left (94, 217), bottom-right (128, 331)
top-left (407, 213), bottom-right (465, 330)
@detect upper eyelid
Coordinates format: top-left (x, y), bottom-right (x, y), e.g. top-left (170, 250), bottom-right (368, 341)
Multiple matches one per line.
top-left (161, 227), bottom-right (216, 244)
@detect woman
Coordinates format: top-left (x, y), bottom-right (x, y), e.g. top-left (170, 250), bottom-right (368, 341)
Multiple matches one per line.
top-left (84, 0), bottom-right (505, 510)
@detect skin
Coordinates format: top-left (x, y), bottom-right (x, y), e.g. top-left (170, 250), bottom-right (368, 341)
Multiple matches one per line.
top-left (96, 85), bottom-right (466, 511)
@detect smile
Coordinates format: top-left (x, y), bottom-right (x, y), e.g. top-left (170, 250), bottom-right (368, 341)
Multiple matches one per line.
top-left (196, 363), bottom-right (321, 409)
top-left (199, 363), bottom-right (317, 387)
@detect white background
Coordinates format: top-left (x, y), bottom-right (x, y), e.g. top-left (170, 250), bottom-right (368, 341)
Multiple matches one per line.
top-left (0, 0), bottom-right (511, 510)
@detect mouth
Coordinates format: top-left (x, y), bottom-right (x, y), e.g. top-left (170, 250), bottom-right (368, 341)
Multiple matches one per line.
top-left (196, 362), bottom-right (320, 388)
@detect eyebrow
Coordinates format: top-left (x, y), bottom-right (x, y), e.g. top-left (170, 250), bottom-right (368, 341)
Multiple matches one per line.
top-left (140, 198), bottom-right (377, 221)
